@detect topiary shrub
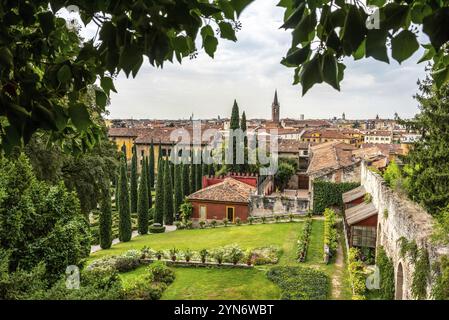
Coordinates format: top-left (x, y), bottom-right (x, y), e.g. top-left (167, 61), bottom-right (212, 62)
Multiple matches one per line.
top-left (147, 261), bottom-right (175, 285)
top-left (149, 224), bottom-right (166, 234)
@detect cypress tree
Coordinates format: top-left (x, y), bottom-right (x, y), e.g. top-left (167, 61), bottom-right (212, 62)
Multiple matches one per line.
top-left (196, 162), bottom-right (203, 190)
top-left (130, 144), bottom-right (138, 213)
top-left (99, 179), bottom-right (112, 249)
top-left (182, 164), bottom-right (190, 197)
top-left (149, 140), bottom-right (155, 190)
top-left (190, 162), bottom-right (196, 192)
top-left (118, 158), bottom-right (132, 242)
top-left (163, 159), bottom-right (174, 225)
top-left (241, 111), bottom-right (248, 172)
top-left (174, 164), bottom-right (183, 215)
top-left (145, 156), bottom-right (152, 209)
top-left (229, 100), bottom-right (240, 172)
top-left (137, 157), bottom-right (149, 235)
top-left (154, 157), bottom-right (165, 225)
top-left (115, 168), bottom-right (120, 210)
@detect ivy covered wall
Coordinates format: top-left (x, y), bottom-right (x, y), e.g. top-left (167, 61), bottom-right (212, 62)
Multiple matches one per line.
top-left (312, 181), bottom-right (360, 214)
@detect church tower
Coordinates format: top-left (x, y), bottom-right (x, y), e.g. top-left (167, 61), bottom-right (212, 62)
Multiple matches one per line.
top-left (272, 90), bottom-right (280, 124)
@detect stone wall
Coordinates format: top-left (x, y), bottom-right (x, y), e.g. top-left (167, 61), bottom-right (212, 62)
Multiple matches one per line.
top-left (249, 195), bottom-right (309, 216)
top-left (361, 163), bottom-right (448, 300)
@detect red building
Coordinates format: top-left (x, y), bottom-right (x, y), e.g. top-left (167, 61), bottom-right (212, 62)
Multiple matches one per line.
top-left (188, 178), bottom-right (256, 222)
top-left (342, 186), bottom-right (378, 248)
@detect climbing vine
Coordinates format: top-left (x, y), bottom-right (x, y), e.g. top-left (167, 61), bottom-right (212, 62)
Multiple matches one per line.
top-left (432, 256), bottom-right (449, 300)
top-left (376, 246), bottom-right (395, 300)
top-left (397, 237), bottom-right (418, 261)
top-left (411, 249), bottom-right (430, 300)
top-left (313, 181), bottom-right (359, 214)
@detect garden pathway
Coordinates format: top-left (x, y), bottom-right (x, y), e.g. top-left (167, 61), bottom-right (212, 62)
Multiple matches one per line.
top-left (331, 242), bottom-right (345, 299)
top-left (90, 225), bottom-right (177, 254)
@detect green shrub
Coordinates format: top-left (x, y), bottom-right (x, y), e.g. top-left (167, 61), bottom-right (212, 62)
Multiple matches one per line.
top-left (210, 219), bottom-right (217, 228)
top-left (323, 208), bottom-right (338, 260)
top-left (376, 246), bottom-right (395, 300)
top-left (211, 248), bottom-right (225, 264)
top-left (87, 250), bottom-right (141, 273)
top-left (147, 261), bottom-right (175, 284)
top-left (199, 220), bottom-right (206, 229)
top-left (199, 249), bottom-right (208, 263)
top-left (223, 218), bottom-right (229, 227)
top-left (149, 224), bottom-right (166, 234)
top-left (248, 216), bottom-right (254, 225)
top-left (348, 248), bottom-right (366, 298)
top-left (297, 218), bottom-right (312, 262)
top-left (313, 181), bottom-right (359, 214)
top-left (267, 266), bottom-right (329, 300)
top-left (124, 281), bottom-right (167, 300)
top-left (251, 246), bottom-right (281, 265)
top-left (235, 217), bottom-right (241, 226)
top-left (432, 256), bottom-right (449, 300)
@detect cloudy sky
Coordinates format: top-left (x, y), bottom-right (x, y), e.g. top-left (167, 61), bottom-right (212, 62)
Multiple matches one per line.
top-left (78, 0), bottom-right (428, 120)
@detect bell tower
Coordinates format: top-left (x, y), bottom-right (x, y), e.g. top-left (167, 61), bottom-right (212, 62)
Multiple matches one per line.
top-left (272, 90), bottom-right (280, 124)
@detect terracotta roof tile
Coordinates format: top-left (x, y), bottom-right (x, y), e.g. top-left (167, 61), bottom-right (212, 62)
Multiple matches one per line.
top-left (188, 177), bottom-right (255, 203)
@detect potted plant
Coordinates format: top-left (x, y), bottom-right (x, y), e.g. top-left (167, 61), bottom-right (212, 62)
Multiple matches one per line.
top-left (289, 213), bottom-right (294, 222)
top-left (199, 249), bottom-right (208, 263)
top-left (248, 216), bottom-right (254, 225)
top-left (245, 249), bottom-right (253, 266)
top-left (155, 250), bottom-right (163, 260)
top-left (229, 247), bottom-right (244, 265)
top-left (261, 216), bottom-right (267, 224)
top-left (223, 218), bottom-right (229, 227)
top-left (211, 219), bottom-right (217, 228)
top-left (235, 217), bottom-right (241, 226)
top-left (275, 215), bottom-right (281, 223)
top-left (183, 249), bottom-right (193, 262)
top-left (213, 249), bottom-right (224, 265)
top-left (169, 248), bottom-right (179, 262)
top-left (199, 220), bottom-right (206, 229)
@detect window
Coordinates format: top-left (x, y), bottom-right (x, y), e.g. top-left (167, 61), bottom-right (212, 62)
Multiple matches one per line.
top-left (351, 226), bottom-right (376, 248)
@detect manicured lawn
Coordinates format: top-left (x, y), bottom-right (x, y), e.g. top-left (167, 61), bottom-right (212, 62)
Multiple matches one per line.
top-left (90, 222), bottom-right (303, 261)
top-left (120, 266), bottom-right (281, 300)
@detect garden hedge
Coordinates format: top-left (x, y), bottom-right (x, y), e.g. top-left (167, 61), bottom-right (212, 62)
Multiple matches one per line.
top-left (313, 181), bottom-right (360, 214)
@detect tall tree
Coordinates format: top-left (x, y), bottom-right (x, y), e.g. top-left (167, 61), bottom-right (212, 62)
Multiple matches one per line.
top-left (149, 141), bottom-right (155, 191)
top-left (174, 164), bottom-right (183, 215)
top-left (163, 160), bottom-right (174, 225)
top-left (182, 164), bottom-right (190, 197)
top-left (190, 162), bottom-right (196, 193)
top-left (404, 78), bottom-right (449, 215)
top-left (145, 156), bottom-right (152, 209)
top-left (229, 100), bottom-right (240, 172)
top-left (241, 111), bottom-right (248, 171)
top-left (99, 179), bottom-right (112, 249)
top-left (154, 157), bottom-right (165, 225)
top-left (196, 162), bottom-right (203, 190)
top-left (130, 145), bottom-right (138, 213)
top-left (118, 158), bottom-right (132, 242)
top-left (137, 157), bottom-right (149, 235)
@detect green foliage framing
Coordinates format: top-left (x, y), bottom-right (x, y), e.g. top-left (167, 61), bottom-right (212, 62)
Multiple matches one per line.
top-left (313, 181), bottom-right (359, 214)
top-left (376, 246), bottom-right (395, 300)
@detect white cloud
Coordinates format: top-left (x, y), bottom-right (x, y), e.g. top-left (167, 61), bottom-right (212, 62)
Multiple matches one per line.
top-left (103, 0), bottom-right (427, 120)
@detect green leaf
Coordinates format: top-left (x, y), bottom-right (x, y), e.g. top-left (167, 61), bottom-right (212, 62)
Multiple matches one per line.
top-left (100, 77), bottom-right (117, 96)
top-left (337, 63), bottom-right (346, 83)
top-left (38, 11), bottom-right (55, 36)
top-left (95, 89), bottom-right (108, 110)
top-left (432, 66), bottom-right (449, 89)
top-left (382, 4), bottom-right (410, 33)
top-left (68, 103), bottom-right (92, 131)
top-left (204, 36), bottom-right (218, 58)
top-left (280, 3), bottom-right (305, 29)
top-left (366, 29), bottom-right (389, 63)
top-left (322, 53), bottom-right (339, 90)
top-left (417, 45), bottom-right (435, 64)
top-left (410, 3), bottom-right (432, 24)
top-left (0, 47), bottom-right (13, 68)
top-left (283, 45), bottom-right (310, 66)
top-left (119, 44), bottom-right (142, 78)
top-left (231, 0), bottom-right (253, 17)
top-left (300, 54), bottom-right (323, 95)
top-left (391, 30), bottom-right (419, 64)
top-left (219, 22), bottom-right (237, 42)
top-left (367, 0), bottom-right (386, 6)
top-left (196, 2), bottom-right (221, 17)
top-left (353, 40), bottom-right (365, 61)
top-left (292, 11), bottom-right (317, 46)
top-left (422, 8), bottom-right (449, 51)
top-left (218, 0), bottom-right (235, 19)
top-left (341, 5), bottom-right (367, 55)
top-left (57, 65), bottom-right (72, 83)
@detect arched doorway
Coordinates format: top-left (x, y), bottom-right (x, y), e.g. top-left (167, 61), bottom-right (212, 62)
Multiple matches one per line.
top-left (396, 262), bottom-right (404, 300)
